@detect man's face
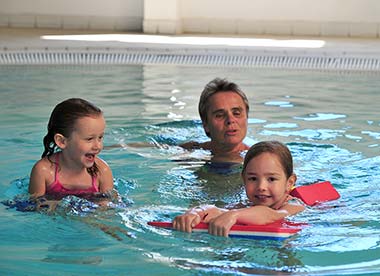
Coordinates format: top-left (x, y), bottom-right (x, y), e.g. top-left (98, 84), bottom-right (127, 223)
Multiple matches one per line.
top-left (203, 91), bottom-right (248, 148)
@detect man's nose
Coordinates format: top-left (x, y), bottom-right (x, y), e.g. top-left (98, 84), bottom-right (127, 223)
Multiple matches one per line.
top-left (225, 112), bottom-right (236, 125)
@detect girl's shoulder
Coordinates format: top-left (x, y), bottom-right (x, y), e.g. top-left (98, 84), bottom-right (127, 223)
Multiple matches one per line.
top-left (96, 156), bottom-right (108, 165)
top-left (95, 156), bottom-right (112, 171)
top-left (33, 154), bottom-right (56, 171)
top-left (281, 195), bottom-right (306, 215)
top-left (30, 155), bottom-right (57, 187)
top-left (286, 195), bottom-right (305, 206)
top-left (95, 157), bottom-right (114, 191)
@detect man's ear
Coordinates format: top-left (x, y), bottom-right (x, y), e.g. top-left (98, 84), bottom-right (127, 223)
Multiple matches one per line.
top-left (203, 121), bottom-right (211, 138)
top-left (203, 120), bottom-right (208, 130)
top-left (54, 133), bottom-right (67, 149)
top-left (286, 173), bottom-right (297, 192)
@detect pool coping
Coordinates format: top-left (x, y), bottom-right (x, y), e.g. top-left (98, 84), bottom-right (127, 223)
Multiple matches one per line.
top-left (1, 28), bottom-right (380, 71)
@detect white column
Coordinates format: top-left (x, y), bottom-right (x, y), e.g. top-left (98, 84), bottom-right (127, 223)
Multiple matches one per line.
top-left (143, 0), bottom-right (183, 34)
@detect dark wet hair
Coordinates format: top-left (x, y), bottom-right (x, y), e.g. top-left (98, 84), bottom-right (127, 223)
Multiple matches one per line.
top-left (198, 78), bottom-right (249, 137)
top-left (242, 141), bottom-right (294, 179)
top-left (42, 98), bottom-right (103, 176)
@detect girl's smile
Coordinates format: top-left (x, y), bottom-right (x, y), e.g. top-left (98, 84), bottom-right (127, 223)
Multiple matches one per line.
top-left (243, 152), bottom-right (294, 209)
top-left (63, 115), bottom-right (106, 169)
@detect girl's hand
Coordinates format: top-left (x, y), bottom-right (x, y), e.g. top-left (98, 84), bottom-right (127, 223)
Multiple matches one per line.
top-left (173, 210), bottom-right (202, 233)
top-left (35, 197), bottom-right (59, 213)
top-left (172, 205), bottom-right (227, 233)
top-left (202, 207), bottom-right (225, 223)
top-left (208, 210), bottom-right (238, 237)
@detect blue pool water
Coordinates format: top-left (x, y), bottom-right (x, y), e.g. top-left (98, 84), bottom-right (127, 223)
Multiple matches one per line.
top-left (0, 65), bottom-right (379, 275)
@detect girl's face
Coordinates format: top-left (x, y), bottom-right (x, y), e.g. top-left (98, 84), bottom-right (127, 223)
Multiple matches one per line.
top-left (243, 152), bottom-right (295, 209)
top-left (62, 115), bottom-right (105, 169)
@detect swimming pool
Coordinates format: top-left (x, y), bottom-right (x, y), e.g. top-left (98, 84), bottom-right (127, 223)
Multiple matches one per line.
top-left (0, 64), bottom-right (379, 275)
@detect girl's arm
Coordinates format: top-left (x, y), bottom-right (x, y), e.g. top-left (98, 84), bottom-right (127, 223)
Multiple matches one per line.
top-left (173, 205), bottom-right (226, 233)
top-left (208, 203), bottom-right (305, 237)
top-left (97, 158), bottom-right (114, 193)
top-left (235, 203), bottom-right (305, 225)
top-left (28, 160), bottom-right (48, 198)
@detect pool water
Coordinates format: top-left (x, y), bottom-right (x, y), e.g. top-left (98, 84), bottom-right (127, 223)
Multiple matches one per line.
top-left (0, 65), bottom-right (379, 275)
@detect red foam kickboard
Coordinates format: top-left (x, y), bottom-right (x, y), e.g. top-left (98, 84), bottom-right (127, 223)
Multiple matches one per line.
top-left (290, 181), bottom-right (340, 206)
top-left (148, 221), bottom-right (304, 240)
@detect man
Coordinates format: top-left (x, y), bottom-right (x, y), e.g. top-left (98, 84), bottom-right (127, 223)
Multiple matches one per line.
top-left (181, 78), bottom-right (251, 163)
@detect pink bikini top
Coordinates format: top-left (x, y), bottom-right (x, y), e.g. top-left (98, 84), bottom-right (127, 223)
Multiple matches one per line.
top-left (46, 154), bottom-right (99, 196)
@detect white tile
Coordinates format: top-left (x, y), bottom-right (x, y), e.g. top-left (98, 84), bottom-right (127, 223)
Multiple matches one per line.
top-left (9, 15), bottom-right (35, 28)
top-left (158, 20), bottom-right (182, 34)
top-left (143, 20), bottom-right (158, 34)
top-left (62, 16), bottom-right (89, 30)
top-left (209, 19), bottom-right (236, 34)
top-left (182, 18), bottom-right (209, 34)
top-left (0, 15), bottom-right (9, 27)
top-left (36, 15), bottom-right (62, 29)
top-left (321, 22), bottom-right (350, 37)
top-left (89, 17), bottom-right (116, 30)
top-left (292, 21), bottom-right (321, 36)
top-left (237, 20), bottom-right (265, 35)
top-left (115, 17), bottom-right (143, 31)
top-left (264, 21), bottom-right (292, 36)
top-left (349, 22), bottom-right (378, 38)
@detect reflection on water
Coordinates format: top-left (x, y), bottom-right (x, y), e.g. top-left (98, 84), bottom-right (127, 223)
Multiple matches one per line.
top-left (159, 160), bottom-right (245, 207)
top-left (0, 65), bottom-right (379, 275)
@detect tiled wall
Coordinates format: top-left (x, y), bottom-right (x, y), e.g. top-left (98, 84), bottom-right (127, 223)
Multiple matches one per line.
top-left (144, 0), bottom-right (380, 38)
top-left (0, 0), bottom-right (143, 31)
top-left (1, 0), bottom-right (380, 38)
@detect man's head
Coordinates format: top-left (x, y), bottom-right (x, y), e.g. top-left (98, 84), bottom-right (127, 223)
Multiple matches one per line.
top-left (198, 78), bottom-right (249, 138)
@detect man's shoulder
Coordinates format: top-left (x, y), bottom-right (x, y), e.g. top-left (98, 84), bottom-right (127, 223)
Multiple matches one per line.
top-left (179, 141), bottom-right (211, 150)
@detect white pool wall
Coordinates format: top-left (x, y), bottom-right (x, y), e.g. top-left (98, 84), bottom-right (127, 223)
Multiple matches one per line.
top-left (144, 0), bottom-right (380, 37)
top-left (0, 0), bottom-right (380, 38)
top-left (0, 0), bottom-right (144, 31)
